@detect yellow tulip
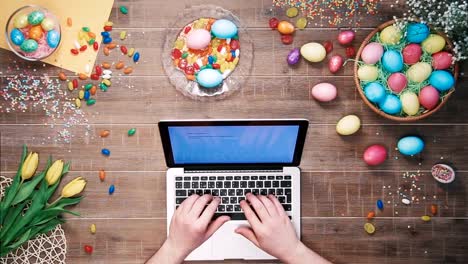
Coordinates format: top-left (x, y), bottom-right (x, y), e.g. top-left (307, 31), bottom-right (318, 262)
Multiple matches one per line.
top-left (21, 152), bottom-right (39, 180)
top-left (61, 177), bottom-right (87, 198)
top-left (45, 160), bottom-right (64, 186)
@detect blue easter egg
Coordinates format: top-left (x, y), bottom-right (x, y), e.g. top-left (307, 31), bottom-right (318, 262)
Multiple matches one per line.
top-left (406, 23), bottom-right (430, 43)
top-left (382, 50), bottom-right (403, 73)
top-left (397, 136), bottom-right (425, 156)
top-left (364, 82), bottom-right (386, 104)
top-left (379, 94), bottom-right (402, 115)
top-left (10, 28), bottom-right (25, 46)
top-left (46, 30), bottom-right (60, 48)
top-left (211, 19), bottom-right (238, 39)
top-left (429, 70), bottom-right (455, 92)
top-left (196, 69), bottom-right (223, 88)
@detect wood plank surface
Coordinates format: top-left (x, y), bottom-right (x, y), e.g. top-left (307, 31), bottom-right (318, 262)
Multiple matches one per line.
top-left (1, 0), bottom-right (467, 263)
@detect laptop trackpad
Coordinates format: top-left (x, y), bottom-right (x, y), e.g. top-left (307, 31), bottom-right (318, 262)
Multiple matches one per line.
top-left (212, 221), bottom-right (274, 260)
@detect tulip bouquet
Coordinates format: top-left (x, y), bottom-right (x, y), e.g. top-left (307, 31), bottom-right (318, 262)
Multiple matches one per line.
top-left (0, 145), bottom-right (86, 257)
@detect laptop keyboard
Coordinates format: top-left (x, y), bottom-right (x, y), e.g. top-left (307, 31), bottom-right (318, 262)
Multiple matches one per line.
top-left (175, 175), bottom-right (292, 220)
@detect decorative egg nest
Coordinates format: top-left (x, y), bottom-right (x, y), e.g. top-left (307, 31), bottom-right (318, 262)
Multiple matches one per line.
top-left (354, 20), bottom-right (459, 122)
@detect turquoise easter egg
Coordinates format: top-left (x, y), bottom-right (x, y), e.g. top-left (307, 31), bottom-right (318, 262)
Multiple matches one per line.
top-left (397, 136), bottom-right (424, 156)
top-left (10, 28), bottom-right (25, 46)
top-left (364, 82), bottom-right (386, 104)
top-left (382, 50), bottom-right (403, 73)
top-left (211, 19), bottom-right (238, 39)
top-left (429, 70), bottom-right (455, 92)
top-left (46, 29), bottom-right (60, 48)
top-left (20, 39), bottom-right (38, 52)
top-left (406, 23), bottom-right (430, 43)
top-left (28, 10), bottom-right (45, 25)
top-left (196, 69), bottom-right (223, 88)
top-left (379, 94), bottom-right (402, 115)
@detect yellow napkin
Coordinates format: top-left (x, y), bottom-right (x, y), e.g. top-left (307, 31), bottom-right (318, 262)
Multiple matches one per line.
top-left (0, 0), bottom-right (114, 74)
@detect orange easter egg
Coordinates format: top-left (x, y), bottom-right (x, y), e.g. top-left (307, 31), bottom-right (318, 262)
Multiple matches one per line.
top-left (29, 25), bottom-right (43, 41)
top-left (277, 21), bottom-right (295, 35)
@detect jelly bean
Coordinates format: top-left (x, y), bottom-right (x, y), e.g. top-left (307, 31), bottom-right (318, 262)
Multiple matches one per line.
top-left (84, 91), bottom-right (90, 100)
top-left (88, 32), bottom-right (96, 38)
top-left (123, 67), bottom-right (133, 74)
top-left (86, 99), bottom-right (96, 105)
top-left (364, 223), bottom-right (375, 234)
top-left (72, 79), bottom-right (78, 88)
top-left (67, 17), bottom-right (72, 27)
top-left (115, 61), bottom-right (124, 69)
top-left (184, 65), bottom-right (195, 75)
top-left (101, 31), bottom-right (110, 38)
top-left (128, 128), bottom-right (136, 136)
top-left (102, 74), bottom-right (111, 79)
top-left (402, 198), bottom-right (411, 205)
top-left (120, 5), bottom-right (128, 14)
top-left (367, 211), bottom-right (375, 220)
top-left (67, 81), bottom-right (74, 91)
top-left (230, 39), bottom-right (239, 50)
top-left (90, 224), bottom-right (96, 234)
top-left (421, 215), bottom-right (431, 222)
top-left (90, 86), bottom-right (97, 95)
top-left (103, 25), bottom-right (113, 31)
top-left (323, 41), bottom-right (333, 54)
top-left (377, 199), bottom-right (384, 210)
top-left (133, 52), bottom-right (140, 62)
top-left (121, 45), bottom-right (128, 55)
top-left (212, 63), bottom-right (220, 69)
top-left (193, 63), bottom-right (200, 70)
top-left (75, 98), bottom-right (81, 108)
top-left (99, 169), bottom-right (106, 181)
top-left (78, 73), bottom-right (87, 80)
top-left (78, 90), bottom-right (84, 99)
top-left (91, 73), bottom-right (99, 80)
top-left (120, 30), bottom-right (127, 40)
top-left (93, 42), bottom-right (99, 51)
top-left (184, 26), bottom-right (191, 34)
top-left (84, 83), bottom-right (92, 90)
top-left (103, 37), bottom-right (112, 44)
top-left (107, 43), bottom-right (117, 49)
top-left (109, 184), bottom-right (115, 194)
top-left (178, 59), bottom-right (187, 69)
top-left (281, 34), bottom-right (294, 45)
top-left (186, 74), bottom-right (195, 81)
top-left (88, 38), bottom-right (95, 45)
top-left (230, 50), bottom-right (236, 58)
top-left (172, 49), bottom-right (182, 59)
top-left (102, 79), bottom-right (111, 86)
top-left (269, 17), bottom-right (279, 29)
top-left (82, 26), bottom-right (90, 32)
top-left (105, 21), bottom-right (113, 26)
top-left (431, 204), bottom-right (437, 215)
top-left (208, 55), bottom-right (214, 64)
top-left (70, 48), bottom-right (79, 55)
top-left (102, 62), bottom-right (111, 69)
top-left (181, 52), bottom-right (188, 60)
top-left (346, 46), bottom-right (356, 58)
top-left (58, 72), bottom-right (67, 81)
top-left (103, 47), bottom-right (110, 56)
top-left (100, 130), bottom-right (110, 137)
top-left (84, 245), bottom-right (93, 254)
top-left (95, 65), bottom-right (103, 76)
top-left (128, 48), bottom-right (135, 57)
top-left (99, 83), bottom-right (108, 91)
top-left (296, 17), bottom-right (308, 29)
top-left (80, 45), bottom-right (87, 52)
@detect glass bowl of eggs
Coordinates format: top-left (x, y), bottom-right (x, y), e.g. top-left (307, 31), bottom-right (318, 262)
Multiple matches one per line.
top-left (5, 5), bottom-right (61, 61)
top-left (354, 20), bottom-right (459, 122)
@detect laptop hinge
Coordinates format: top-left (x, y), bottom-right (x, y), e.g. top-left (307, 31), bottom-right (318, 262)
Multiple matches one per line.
top-left (184, 168), bottom-right (283, 173)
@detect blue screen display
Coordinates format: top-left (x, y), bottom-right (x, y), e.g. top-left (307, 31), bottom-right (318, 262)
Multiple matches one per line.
top-left (168, 125), bottom-right (300, 164)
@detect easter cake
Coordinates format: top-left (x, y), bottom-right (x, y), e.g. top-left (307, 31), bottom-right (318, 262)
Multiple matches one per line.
top-left (354, 20), bottom-right (459, 121)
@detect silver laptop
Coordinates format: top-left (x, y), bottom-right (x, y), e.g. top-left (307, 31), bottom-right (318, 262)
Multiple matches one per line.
top-left (159, 119), bottom-right (309, 260)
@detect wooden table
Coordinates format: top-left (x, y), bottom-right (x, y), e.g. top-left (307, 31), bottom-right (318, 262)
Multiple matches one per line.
top-left (1, 1), bottom-right (467, 263)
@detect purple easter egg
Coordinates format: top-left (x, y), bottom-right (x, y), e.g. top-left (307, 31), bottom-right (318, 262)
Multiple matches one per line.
top-left (287, 48), bottom-right (300, 65)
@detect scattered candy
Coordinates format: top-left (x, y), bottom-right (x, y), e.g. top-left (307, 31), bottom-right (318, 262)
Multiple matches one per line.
top-left (84, 245), bottom-right (93, 254)
top-left (364, 223), bottom-right (375, 234)
top-left (123, 67), bottom-right (133, 74)
top-left (109, 184), bottom-right (115, 194)
top-left (100, 130), bottom-right (110, 137)
top-left (431, 164), bottom-right (455, 183)
top-left (115, 61), bottom-right (124, 70)
top-left (119, 5), bottom-right (128, 14)
top-left (101, 148), bottom-right (110, 156)
top-left (133, 52), bottom-right (140, 62)
top-left (90, 224), bottom-right (96, 234)
top-left (376, 199), bottom-right (384, 210)
top-left (75, 98), bottom-right (81, 108)
top-left (367, 211), bottom-right (375, 220)
top-left (421, 215), bottom-right (431, 222)
top-left (402, 198), bottom-right (411, 205)
top-left (102, 62), bottom-right (111, 69)
top-left (345, 46), bottom-right (356, 58)
top-left (269, 17), bottom-right (279, 29)
top-left (58, 72), bottom-right (67, 81)
top-left (431, 204), bottom-right (438, 215)
top-left (323, 41), bottom-right (333, 54)
top-left (67, 17), bottom-right (72, 27)
top-left (120, 30), bottom-right (127, 40)
top-left (128, 128), bottom-right (136, 136)
top-left (286, 7), bottom-right (299, 17)
top-left (337, 30), bottom-right (355, 45)
top-left (281, 34), bottom-right (293, 45)
top-left (295, 17), bottom-right (307, 29)
top-left (86, 99), bottom-right (95, 106)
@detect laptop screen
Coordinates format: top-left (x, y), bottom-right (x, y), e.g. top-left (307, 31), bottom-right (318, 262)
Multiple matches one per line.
top-left (159, 120), bottom-right (308, 168)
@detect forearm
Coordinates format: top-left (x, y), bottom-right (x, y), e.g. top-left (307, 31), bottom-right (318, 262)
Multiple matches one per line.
top-left (146, 239), bottom-right (187, 264)
top-left (282, 242), bottom-right (332, 264)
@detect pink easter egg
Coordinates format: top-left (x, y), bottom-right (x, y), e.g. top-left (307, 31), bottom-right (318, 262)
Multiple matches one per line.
top-left (363, 144), bottom-right (387, 166)
top-left (186, 29), bottom-right (211, 50)
top-left (328, 55), bottom-right (344, 73)
top-left (361, 42), bottom-right (384, 64)
top-left (432, 51), bottom-right (453, 70)
top-left (311, 83), bottom-right (337, 102)
top-left (402, 43), bottom-right (422, 65)
top-left (337, 30), bottom-right (355, 45)
top-left (419, 85), bottom-right (440, 110)
top-left (387, 73), bottom-right (408, 93)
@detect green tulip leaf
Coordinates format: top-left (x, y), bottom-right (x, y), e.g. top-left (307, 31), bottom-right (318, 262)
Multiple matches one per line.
top-left (55, 196), bottom-right (83, 209)
top-left (0, 200), bottom-right (28, 239)
top-left (6, 228), bottom-right (31, 250)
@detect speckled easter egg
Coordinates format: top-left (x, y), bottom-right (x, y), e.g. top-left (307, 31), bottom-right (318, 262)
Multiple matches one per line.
top-left (211, 19), bottom-right (238, 39)
top-left (300, 42), bottom-right (326, 62)
top-left (336, 115), bottom-right (361, 136)
top-left (397, 136), bottom-right (424, 156)
top-left (361, 42), bottom-right (384, 64)
top-left (419, 85), bottom-right (440, 110)
top-left (40, 17), bottom-right (55, 31)
top-left (28, 10), bottom-right (45, 25)
top-left (380, 25), bottom-right (402, 45)
top-left (358, 65), bottom-right (379, 81)
top-left (422, 34), bottom-right (446, 54)
top-left (196, 69), bottom-right (223, 88)
top-left (429, 70), bottom-right (455, 92)
top-left (13, 14), bottom-right (29, 28)
top-left (407, 62), bottom-right (432, 83)
top-left (379, 94), bottom-right (402, 115)
top-left (287, 48), bottom-right (300, 65)
top-left (387, 73), bottom-right (407, 93)
top-left (406, 23), bottom-right (430, 43)
top-left (382, 50), bottom-right (403, 73)
top-left (432, 51), bottom-right (453, 70)
top-left (328, 55), bottom-right (344, 73)
top-left (10, 28), bottom-right (25, 46)
top-left (402, 44), bottom-right (422, 65)
top-left (337, 30), bottom-right (355, 45)
top-left (364, 82), bottom-right (386, 104)
top-left (186, 29), bottom-right (211, 50)
top-left (47, 29), bottom-right (60, 48)
top-left (311, 83), bottom-right (337, 102)
top-left (28, 25), bottom-right (43, 41)
top-left (20, 39), bottom-right (38, 52)
top-left (401, 92), bottom-right (420, 116)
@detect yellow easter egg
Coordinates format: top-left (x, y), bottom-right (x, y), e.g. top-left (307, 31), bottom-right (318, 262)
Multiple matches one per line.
top-left (300, 42), bottom-right (326, 62)
top-left (422, 34), bottom-right (446, 54)
top-left (380, 25), bottom-right (402, 45)
top-left (401, 92), bottom-right (420, 116)
top-left (358, 65), bottom-right (379, 81)
top-left (407, 62), bottom-right (432, 83)
top-left (336, 115), bottom-right (361, 136)
top-left (14, 14), bottom-right (29, 28)
top-left (40, 17), bottom-right (55, 31)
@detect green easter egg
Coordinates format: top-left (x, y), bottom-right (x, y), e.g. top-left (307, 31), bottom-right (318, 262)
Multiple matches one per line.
top-left (20, 39), bottom-right (38, 52)
top-left (28, 10), bottom-right (45, 25)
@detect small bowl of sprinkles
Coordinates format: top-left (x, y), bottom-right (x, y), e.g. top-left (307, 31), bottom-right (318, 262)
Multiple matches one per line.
top-left (5, 5), bottom-right (61, 61)
top-left (162, 5), bottom-right (253, 100)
